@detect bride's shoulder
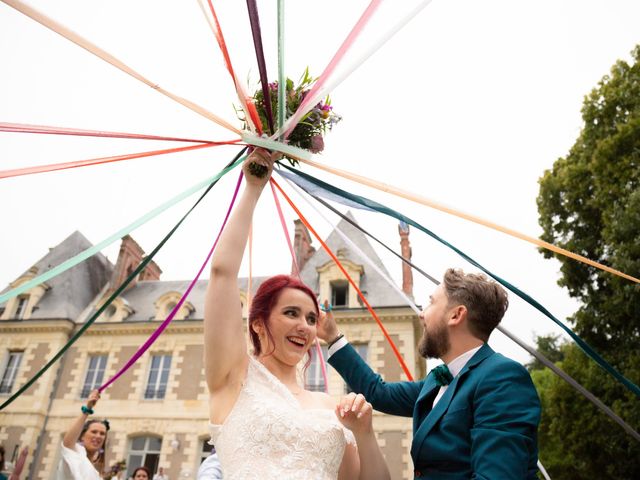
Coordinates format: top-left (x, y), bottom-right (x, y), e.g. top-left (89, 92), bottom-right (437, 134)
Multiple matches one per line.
top-left (308, 390), bottom-right (337, 410)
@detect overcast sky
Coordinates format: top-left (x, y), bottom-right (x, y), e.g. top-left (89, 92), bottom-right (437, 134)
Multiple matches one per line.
top-left (1, 0), bottom-right (639, 364)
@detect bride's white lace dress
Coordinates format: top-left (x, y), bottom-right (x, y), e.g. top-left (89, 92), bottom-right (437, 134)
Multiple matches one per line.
top-left (209, 356), bottom-right (355, 479)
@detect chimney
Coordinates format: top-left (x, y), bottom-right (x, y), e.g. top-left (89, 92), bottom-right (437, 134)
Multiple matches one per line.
top-left (110, 235), bottom-right (146, 291)
top-left (292, 219), bottom-right (315, 275)
top-left (398, 221), bottom-right (414, 299)
top-left (139, 258), bottom-right (162, 282)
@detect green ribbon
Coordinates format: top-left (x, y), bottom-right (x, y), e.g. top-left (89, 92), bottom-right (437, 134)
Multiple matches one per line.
top-left (0, 150), bottom-right (246, 411)
top-left (0, 157), bottom-right (244, 306)
top-left (277, 0), bottom-right (286, 137)
top-left (241, 134), bottom-right (311, 160)
top-left (282, 164), bottom-right (640, 399)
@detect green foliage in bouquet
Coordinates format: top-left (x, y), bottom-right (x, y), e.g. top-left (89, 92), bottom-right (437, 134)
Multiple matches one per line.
top-left (242, 69), bottom-right (342, 177)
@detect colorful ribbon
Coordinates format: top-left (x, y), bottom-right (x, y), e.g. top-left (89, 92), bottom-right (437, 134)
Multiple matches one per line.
top-left (277, 0), bottom-right (286, 136)
top-left (286, 176), bottom-right (640, 442)
top-left (281, 0), bottom-right (383, 140)
top-left (0, 143), bottom-right (227, 180)
top-left (0, 122), bottom-right (235, 144)
top-left (280, 165), bottom-right (640, 398)
top-left (273, 0), bottom-right (434, 140)
top-left (3, 0), bottom-right (241, 134)
top-left (269, 181), bottom-right (329, 392)
top-left (197, 0), bottom-right (262, 133)
top-left (270, 177), bottom-right (413, 381)
top-left (99, 171), bottom-right (244, 393)
top-left (0, 149), bottom-right (247, 410)
top-left (246, 0), bottom-right (275, 134)
top-left (0, 154), bottom-right (245, 306)
top-left (294, 157), bottom-right (640, 285)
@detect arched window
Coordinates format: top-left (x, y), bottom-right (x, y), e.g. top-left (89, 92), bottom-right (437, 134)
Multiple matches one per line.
top-left (154, 292), bottom-right (194, 321)
top-left (126, 435), bottom-right (162, 477)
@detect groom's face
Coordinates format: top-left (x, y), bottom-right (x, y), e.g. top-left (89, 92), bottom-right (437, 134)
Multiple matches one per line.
top-left (418, 285), bottom-right (451, 359)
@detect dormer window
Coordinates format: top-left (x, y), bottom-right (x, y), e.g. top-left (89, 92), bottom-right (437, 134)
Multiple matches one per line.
top-left (165, 302), bottom-right (178, 317)
top-left (154, 293), bottom-right (193, 321)
top-left (331, 281), bottom-right (349, 308)
top-left (14, 296), bottom-right (29, 319)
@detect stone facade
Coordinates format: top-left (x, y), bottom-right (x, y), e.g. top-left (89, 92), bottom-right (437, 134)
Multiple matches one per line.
top-left (1, 220), bottom-right (425, 479)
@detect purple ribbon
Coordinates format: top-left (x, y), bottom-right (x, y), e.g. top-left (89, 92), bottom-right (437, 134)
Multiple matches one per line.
top-left (99, 172), bottom-right (244, 393)
top-left (246, 0), bottom-right (275, 134)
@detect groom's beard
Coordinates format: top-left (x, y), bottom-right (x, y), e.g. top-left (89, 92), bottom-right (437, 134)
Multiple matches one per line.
top-left (418, 318), bottom-right (450, 359)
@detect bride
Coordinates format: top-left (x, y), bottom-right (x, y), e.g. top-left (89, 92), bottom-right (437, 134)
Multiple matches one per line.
top-left (204, 149), bottom-right (390, 479)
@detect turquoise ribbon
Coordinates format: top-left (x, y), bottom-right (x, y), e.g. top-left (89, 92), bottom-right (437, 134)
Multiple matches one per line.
top-left (280, 165), bottom-right (640, 399)
top-left (0, 150), bottom-right (246, 411)
top-left (0, 158), bottom-right (244, 306)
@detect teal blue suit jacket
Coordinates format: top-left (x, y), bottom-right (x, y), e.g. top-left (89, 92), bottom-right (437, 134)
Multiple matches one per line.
top-left (329, 343), bottom-right (540, 479)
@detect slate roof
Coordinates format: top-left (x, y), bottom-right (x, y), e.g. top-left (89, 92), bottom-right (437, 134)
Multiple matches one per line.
top-left (4, 231), bottom-right (113, 321)
top-left (300, 212), bottom-right (407, 307)
top-left (8, 212), bottom-right (406, 323)
top-left (119, 276), bottom-right (270, 322)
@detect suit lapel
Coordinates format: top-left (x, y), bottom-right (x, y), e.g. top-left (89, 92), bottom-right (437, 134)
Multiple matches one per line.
top-left (413, 374), bottom-right (439, 434)
top-left (411, 344), bottom-right (495, 461)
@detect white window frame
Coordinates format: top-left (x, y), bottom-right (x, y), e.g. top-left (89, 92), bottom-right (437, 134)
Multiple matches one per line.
top-left (0, 351), bottom-right (24, 394)
top-left (80, 354), bottom-right (108, 398)
top-left (144, 354), bottom-right (172, 399)
top-left (305, 345), bottom-right (328, 392)
top-left (126, 435), bottom-right (162, 478)
top-left (14, 296), bottom-right (28, 319)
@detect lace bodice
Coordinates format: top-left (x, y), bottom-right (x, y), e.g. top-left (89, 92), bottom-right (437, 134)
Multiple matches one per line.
top-left (209, 356), bottom-right (355, 479)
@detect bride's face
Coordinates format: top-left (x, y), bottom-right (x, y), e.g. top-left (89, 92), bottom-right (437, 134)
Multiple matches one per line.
top-left (258, 288), bottom-right (318, 366)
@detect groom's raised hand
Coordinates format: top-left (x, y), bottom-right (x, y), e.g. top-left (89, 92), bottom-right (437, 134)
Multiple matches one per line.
top-left (317, 299), bottom-right (339, 343)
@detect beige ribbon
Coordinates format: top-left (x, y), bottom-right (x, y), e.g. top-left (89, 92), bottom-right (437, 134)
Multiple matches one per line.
top-left (3, 0), bottom-right (242, 135)
top-left (297, 157), bottom-right (640, 284)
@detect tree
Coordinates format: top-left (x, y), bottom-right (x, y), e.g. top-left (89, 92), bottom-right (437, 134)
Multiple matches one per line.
top-left (536, 44), bottom-right (640, 479)
top-left (526, 333), bottom-right (566, 372)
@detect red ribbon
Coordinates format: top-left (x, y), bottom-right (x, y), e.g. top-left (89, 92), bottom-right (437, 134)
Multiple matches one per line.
top-left (0, 142), bottom-right (237, 179)
top-left (270, 178), bottom-right (414, 381)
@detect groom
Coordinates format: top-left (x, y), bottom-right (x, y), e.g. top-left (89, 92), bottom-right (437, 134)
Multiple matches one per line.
top-left (319, 268), bottom-right (541, 479)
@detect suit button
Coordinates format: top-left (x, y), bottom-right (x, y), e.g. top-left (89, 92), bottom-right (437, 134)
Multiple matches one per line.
top-left (414, 470), bottom-right (422, 478)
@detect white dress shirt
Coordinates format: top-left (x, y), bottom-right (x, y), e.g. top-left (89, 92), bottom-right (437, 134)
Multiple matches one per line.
top-left (432, 345), bottom-right (482, 407)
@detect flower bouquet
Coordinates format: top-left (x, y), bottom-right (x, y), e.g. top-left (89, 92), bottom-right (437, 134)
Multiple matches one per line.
top-left (243, 68), bottom-right (341, 178)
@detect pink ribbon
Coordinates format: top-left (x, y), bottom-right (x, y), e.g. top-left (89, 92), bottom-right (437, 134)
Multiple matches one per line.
top-left (269, 181), bottom-right (329, 393)
top-left (282, 0), bottom-right (383, 139)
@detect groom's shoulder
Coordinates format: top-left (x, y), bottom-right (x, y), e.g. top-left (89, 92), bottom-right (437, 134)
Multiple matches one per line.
top-left (476, 349), bottom-right (531, 379)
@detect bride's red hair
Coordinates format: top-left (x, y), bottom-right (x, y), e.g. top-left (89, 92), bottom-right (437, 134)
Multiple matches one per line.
top-left (248, 274), bottom-right (319, 357)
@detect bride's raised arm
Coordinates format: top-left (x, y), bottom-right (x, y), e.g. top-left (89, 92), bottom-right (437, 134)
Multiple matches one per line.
top-left (204, 149), bottom-right (277, 393)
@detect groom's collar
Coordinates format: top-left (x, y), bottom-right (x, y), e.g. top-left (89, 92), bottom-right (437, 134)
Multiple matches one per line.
top-left (444, 345), bottom-right (483, 378)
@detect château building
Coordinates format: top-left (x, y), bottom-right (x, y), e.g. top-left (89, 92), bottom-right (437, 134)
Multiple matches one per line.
top-left (0, 214), bottom-right (424, 479)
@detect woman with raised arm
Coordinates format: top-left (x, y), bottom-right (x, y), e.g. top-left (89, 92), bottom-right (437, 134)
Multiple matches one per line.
top-left (57, 389), bottom-right (109, 479)
top-left (204, 149), bottom-right (390, 480)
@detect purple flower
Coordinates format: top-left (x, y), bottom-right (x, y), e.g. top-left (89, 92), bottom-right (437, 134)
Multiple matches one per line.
top-left (310, 135), bottom-right (324, 153)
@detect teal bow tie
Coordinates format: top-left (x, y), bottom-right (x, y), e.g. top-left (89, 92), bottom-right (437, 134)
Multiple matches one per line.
top-left (431, 364), bottom-right (453, 387)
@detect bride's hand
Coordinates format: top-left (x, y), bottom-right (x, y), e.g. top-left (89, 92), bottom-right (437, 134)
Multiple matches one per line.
top-left (335, 392), bottom-right (374, 437)
top-left (243, 148), bottom-right (281, 185)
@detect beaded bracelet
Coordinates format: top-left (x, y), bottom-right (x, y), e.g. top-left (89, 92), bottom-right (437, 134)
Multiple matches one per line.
top-left (81, 405), bottom-right (94, 415)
